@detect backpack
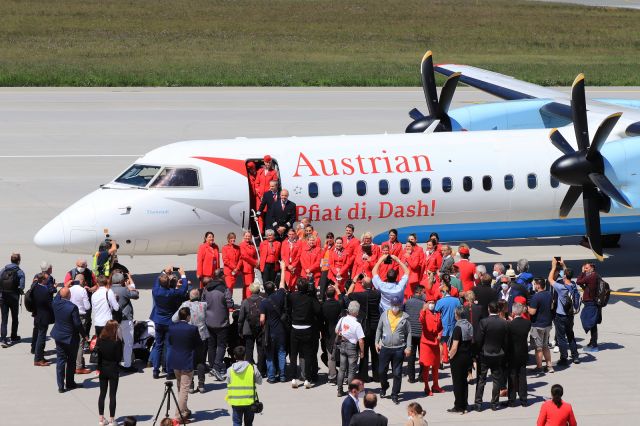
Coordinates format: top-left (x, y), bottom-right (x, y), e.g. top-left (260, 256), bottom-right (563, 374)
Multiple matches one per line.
top-left (595, 276), bottom-right (611, 307)
top-left (246, 297), bottom-right (262, 335)
top-left (24, 283), bottom-right (36, 312)
top-left (561, 283), bottom-right (581, 315)
top-left (0, 268), bottom-right (20, 292)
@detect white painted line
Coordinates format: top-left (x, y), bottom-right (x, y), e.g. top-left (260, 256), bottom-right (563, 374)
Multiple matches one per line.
top-left (0, 154), bottom-right (142, 159)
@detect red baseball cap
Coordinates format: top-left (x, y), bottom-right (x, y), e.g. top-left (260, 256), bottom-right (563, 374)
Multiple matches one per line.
top-left (247, 161), bottom-right (255, 169)
top-left (514, 296), bottom-right (527, 305)
top-left (263, 155), bottom-right (272, 162)
top-left (458, 246), bottom-right (470, 255)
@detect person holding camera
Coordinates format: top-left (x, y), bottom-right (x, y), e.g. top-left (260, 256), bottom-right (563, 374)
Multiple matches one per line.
top-left (288, 276), bottom-right (321, 389)
top-left (92, 275), bottom-right (120, 338)
top-left (68, 274), bottom-right (92, 373)
top-left (226, 345), bottom-right (263, 426)
top-left (372, 253), bottom-right (410, 313)
top-left (202, 269), bottom-right (234, 381)
top-left (93, 239), bottom-right (118, 277)
top-left (150, 266), bottom-right (189, 380)
top-left (259, 263), bottom-right (288, 383)
top-left (347, 276), bottom-right (382, 383)
top-left (110, 271), bottom-right (139, 372)
top-left (549, 258), bottom-right (581, 366)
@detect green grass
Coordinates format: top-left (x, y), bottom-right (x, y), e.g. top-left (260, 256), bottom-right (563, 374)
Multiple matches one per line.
top-left (1, 0), bottom-right (640, 86)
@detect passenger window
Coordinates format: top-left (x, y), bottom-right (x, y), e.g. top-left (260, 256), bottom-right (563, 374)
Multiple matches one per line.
top-left (482, 175), bottom-right (492, 191)
top-left (115, 164), bottom-right (161, 187)
top-left (379, 180), bottom-right (389, 195)
top-left (442, 177), bottom-right (452, 193)
top-left (504, 174), bottom-right (514, 190)
top-left (400, 179), bottom-right (410, 194)
top-left (463, 176), bottom-right (473, 192)
top-left (421, 178), bottom-right (431, 194)
top-left (332, 181), bottom-right (343, 197)
top-left (550, 176), bottom-right (560, 188)
top-left (150, 168), bottom-right (199, 188)
top-left (527, 173), bottom-right (537, 189)
top-left (308, 182), bottom-right (319, 198)
top-left (356, 180), bottom-right (367, 196)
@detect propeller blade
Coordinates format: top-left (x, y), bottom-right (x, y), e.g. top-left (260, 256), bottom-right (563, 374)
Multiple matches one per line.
top-left (588, 172), bottom-right (633, 209)
top-left (420, 51), bottom-right (439, 116)
top-left (587, 112), bottom-right (622, 160)
top-left (409, 108), bottom-right (425, 121)
top-left (582, 185), bottom-right (604, 261)
top-left (438, 72), bottom-right (461, 116)
top-left (549, 128), bottom-right (576, 156)
top-left (405, 117), bottom-right (434, 133)
top-left (571, 74), bottom-right (590, 151)
top-left (559, 186), bottom-right (582, 218)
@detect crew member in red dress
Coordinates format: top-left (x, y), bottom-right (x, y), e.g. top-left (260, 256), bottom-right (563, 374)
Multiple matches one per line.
top-left (239, 231), bottom-right (258, 289)
top-left (280, 228), bottom-right (302, 291)
top-left (342, 224), bottom-right (360, 259)
top-left (350, 232), bottom-right (380, 292)
top-left (386, 229), bottom-right (403, 258)
top-left (259, 229), bottom-right (281, 283)
top-left (296, 217), bottom-right (311, 240)
top-left (419, 300), bottom-right (444, 395)
top-left (196, 231), bottom-right (220, 288)
top-left (222, 232), bottom-right (243, 297)
top-left (429, 232), bottom-right (443, 255)
top-left (255, 155), bottom-right (279, 202)
top-left (300, 235), bottom-right (322, 287)
top-left (247, 161), bottom-right (259, 206)
top-left (408, 233), bottom-right (426, 276)
top-left (454, 245), bottom-right (477, 295)
top-left (318, 232), bottom-right (335, 297)
top-left (328, 237), bottom-right (353, 292)
top-left (377, 243), bottom-right (400, 283)
top-left (301, 223), bottom-right (321, 248)
top-left (424, 240), bottom-right (443, 274)
top-left (402, 242), bottom-right (424, 299)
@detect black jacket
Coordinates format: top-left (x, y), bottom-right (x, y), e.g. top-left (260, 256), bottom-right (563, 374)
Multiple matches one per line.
top-left (349, 409), bottom-right (388, 426)
top-left (507, 317), bottom-right (532, 366)
top-left (257, 191), bottom-right (279, 227)
top-left (32, 283), bottom-right (54, 326)
top-left (476, 314), bottom-right (508, 357)
top-left (473, 285), bottom-right (498, 317)
top-left (287, 291), bottom-right (321, 327)
top-left (348, 289), bottom-right (381, 332)
top-left (270, 199), bottom-right (297, 229)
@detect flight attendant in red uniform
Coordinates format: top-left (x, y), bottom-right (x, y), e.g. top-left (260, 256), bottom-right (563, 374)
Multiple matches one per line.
top-left (342, 224), bottom-right (360, 259)
top-left (350, 232), bottom-right (380, 292)
top-left (318, 233), bottom-right (335, 297)
top-left (300, 235), bottom-right (322, 287)
top-left (377, 243), bottom-right (399, 283)
top-left (402, 242), bottom-right (424, 299)
top-left (239, 231), bottom-right (258, 289)
top-left (328, 237), bottom-right (353, 292)
top-left (222, 232), bottom-right (243, 297)
top-left (281, 228), bottom-right (302, 291)
top-left (386, 229), bottom-right (403, 258)
top-left (255, 155), bottom-right (279, 202)
top-left (259, 230), bottom-right (281, 284)
top-left (454, 246), bottom-right (477, 295)
top-left (424, 240), bottom-right (443, 274)
top-left (196, 231), bottom-right (220, 288)
top-left (247, 161), bottom-right (259, 207)
top-left (419, 301), bottom-right (444, 395)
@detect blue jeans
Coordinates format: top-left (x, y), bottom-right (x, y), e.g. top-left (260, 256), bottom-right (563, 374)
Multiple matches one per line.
top-left (34, 324), bottom-right (48, 362)
top-left (265, 336), bottom-right (286, 381)
top-left (554, 315), bottom-right (578, 359)
top-left (151, 323), bottom-right (172, 374)
top-left (232, 405), bottom-right (255, 426)
top-left (378, 346), bottom-right (405, 398)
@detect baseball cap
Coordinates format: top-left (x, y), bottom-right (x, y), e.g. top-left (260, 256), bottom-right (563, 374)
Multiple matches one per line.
top-left (390, 296), bottom-right (403, 306)
top-left (263, 155), bottom-right (272, 162)
top-left (458, 246), bottom-right (470, 255)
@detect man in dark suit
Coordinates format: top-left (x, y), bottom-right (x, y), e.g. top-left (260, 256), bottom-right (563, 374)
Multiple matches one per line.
top-left (256, 180), bottom-right (280, 231)
top-left (473, 273), bottom-right (499, 317)
top-left (168, 307), bottom-right (203, 422)
top-left (50, 287), bottom-right (87, 393)
top-left (349, 392), bottom-right (388, 426)
top-left (32, 272), bottom-right (54, 366)
top-left (507, 302), bottom-right (532, 407)
top-left (270, 189), bottom-right (297, 231)
top-left (341, 379), bottom-right (363, 426)
top-left (347, 277), bottom-right (382, 382)
top-left (474, 301), bottom-right (508, 411)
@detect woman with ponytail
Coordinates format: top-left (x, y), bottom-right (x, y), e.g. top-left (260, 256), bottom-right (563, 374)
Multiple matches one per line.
top-left (405, 402), bottom-right (428, 426)
top-left (537, 384), bottom-right (577, 426)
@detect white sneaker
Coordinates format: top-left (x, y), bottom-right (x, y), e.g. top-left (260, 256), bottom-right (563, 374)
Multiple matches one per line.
top-left (304, 380), bottom-right (312, 389)
top-left (553, 346), bottom-right (560, 353)
top-left (291, 379), bottom-right (299, 389)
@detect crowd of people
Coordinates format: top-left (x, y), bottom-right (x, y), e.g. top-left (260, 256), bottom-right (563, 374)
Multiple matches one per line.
top-left (0, 185), bottom-right (602, 425)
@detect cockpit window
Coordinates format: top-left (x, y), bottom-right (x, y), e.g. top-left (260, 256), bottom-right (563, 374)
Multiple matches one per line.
top-left (150, 168), bottom-right (200, 188)
top-left (114, 164), bottom-right (161, 187)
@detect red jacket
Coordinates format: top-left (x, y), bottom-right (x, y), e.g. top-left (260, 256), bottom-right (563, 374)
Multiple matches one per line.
top-left (455, 259), bottom-right (477, 292)
top-left (222, 244), bottom-right (242, 276)
top-left (424, 250), bottom-right (443, 273)
top-left (536, 400), bottom-right (577, 426)
top-left (401, 249), bottom-right (423, 284)
top-left (328, 247), bottom-right (353, 283)
top-left (300, 244), bottom-right (322, 279)
top-left (259, 240), bottom-right (281, 271)
top-left (385, 240), bottom-right (403, 258)
top-left (351, 244), bottom-right (380, 280)
top-left (196, 242), bottom-right (219, 278)
top-left (239, 241), bottom-right (258, 273)
top-left (281, 239), bottom-right (302, 274)
top-left (342, 235), bottom-right (360, 258)
top-left (255, 167), bottom-right (279, 199)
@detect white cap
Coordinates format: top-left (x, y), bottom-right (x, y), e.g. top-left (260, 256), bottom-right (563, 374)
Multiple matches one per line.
top-left (40, 260), bottom-right (51, 272)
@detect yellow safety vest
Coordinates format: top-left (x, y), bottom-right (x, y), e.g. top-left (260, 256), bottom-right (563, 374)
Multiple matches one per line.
top-left (225, 364), bottom-right (255, 407)
top-left (92, 252), bottom-right (110, 277)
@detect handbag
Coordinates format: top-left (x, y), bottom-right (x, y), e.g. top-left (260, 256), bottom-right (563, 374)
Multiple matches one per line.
top-left (89, 335), bottom-right (99, 364)
top-left (250, 365), bottom-right (264, 413)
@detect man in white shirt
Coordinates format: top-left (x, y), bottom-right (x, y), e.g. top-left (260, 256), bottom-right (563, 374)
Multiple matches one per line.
top-left (69, 276), bottom-right (91, 374)
top-left (336, 301), bottom-right (365, 398)
top-left (91, 275), bottom-right (119, 337)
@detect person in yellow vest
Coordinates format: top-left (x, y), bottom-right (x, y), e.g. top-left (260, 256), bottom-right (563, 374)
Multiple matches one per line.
top-left (92, 239), bottom-right (117, 277)
top-left (226, 345), bottom-right (262, 426)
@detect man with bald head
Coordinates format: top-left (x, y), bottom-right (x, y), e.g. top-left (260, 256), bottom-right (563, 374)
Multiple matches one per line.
top-left (64, 258), bottom-right (97, 288)
top-left (271, 189), bottom-right (297, 231)
top-left (51, 287), bottom-right (88, 392)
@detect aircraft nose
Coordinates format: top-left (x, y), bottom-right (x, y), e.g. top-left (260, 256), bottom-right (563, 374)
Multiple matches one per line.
top-left (34, 216), bottom-right (66, 252)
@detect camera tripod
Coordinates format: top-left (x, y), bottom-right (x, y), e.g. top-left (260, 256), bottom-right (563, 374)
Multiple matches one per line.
top-left (152, 380), bottom-right (188, 425)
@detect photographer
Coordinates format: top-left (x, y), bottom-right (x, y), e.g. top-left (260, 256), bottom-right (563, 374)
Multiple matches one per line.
top-left (150, 266), bottom-right (189, 380)
top-left (202, 269), bottom-right (234, 381)
top-left (288, 277), bottom-right (321, 389)
top-left (372, 253), bottom-right (410, 313)
top-left (93, 239), bottom-right (118, 277)
top-left (110, 271), bottom-right (140, 372)
top-left (549, 258), bottom-right (580, 365)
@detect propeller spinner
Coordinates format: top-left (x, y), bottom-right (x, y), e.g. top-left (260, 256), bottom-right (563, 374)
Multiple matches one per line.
top-left (548, 74), bottom-right (632, 260)
top-left (406, 51), bottom-right (461, 133)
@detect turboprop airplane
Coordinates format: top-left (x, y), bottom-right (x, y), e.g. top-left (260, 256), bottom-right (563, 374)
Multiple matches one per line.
top-left (34, 51), bottom-right (640, 260)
